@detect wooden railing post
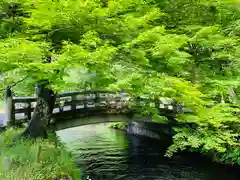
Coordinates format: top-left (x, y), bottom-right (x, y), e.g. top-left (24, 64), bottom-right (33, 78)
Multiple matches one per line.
top-left (71, 95), bottom-right (76, 111)
top-left (27, 101), bottom-right (32, 121)
top-left (71, 95), bottom-right (77, 118)
top-left (83, 93), bottom-right (88, 111)
top-left (94, 92), bottom-right (100, 107)
top-left (4, 87), bottom-right (15, 126)
top-left (154, 96), bottom-right (160, 114)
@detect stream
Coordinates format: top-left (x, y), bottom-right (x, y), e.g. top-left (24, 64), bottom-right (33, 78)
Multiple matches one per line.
top-left (57, 123), bottom-right (240, 180)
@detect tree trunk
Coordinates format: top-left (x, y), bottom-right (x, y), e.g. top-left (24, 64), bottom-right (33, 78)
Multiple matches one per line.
top-left (22, 85), bottom-right (56, 138)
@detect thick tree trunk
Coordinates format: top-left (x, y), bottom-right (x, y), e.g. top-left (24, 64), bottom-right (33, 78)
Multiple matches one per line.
top-left (22, 85), bottom-right (56, 138)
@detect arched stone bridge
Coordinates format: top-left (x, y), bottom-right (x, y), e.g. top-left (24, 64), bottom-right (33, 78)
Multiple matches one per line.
top-left (3, 89), bottom-right (190, 131)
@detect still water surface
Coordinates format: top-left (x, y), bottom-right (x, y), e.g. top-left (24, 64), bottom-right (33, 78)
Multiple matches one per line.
top-left (57, 123), bottom-right (240, 180)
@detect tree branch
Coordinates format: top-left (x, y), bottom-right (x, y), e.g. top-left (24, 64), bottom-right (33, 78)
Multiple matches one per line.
top-left (0, 76), bottom-right (28, 92)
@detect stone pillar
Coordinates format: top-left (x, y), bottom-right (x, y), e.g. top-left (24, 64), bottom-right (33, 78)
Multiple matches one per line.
top-left (4, 87), bottom-right (14, 126)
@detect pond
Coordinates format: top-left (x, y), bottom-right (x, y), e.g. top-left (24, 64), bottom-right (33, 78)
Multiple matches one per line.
top-left (57, 123), bottom-right (240, 180)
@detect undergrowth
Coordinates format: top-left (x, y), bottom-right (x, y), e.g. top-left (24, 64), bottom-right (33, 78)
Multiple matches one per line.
top-left (0, 128), bottom-right (80, 180)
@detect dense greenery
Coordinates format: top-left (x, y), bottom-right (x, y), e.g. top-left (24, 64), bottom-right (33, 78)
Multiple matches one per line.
top-left (0, 129), bottom-right (79, 179)
top-left (1, 0), bottom-right (240, 165)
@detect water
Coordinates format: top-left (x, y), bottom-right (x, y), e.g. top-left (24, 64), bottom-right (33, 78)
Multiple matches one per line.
top-left (57, 123), bottom-right (240, 180)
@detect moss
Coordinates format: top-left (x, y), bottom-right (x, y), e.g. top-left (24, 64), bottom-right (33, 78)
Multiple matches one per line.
top-left (0, 128), bottom-right (80, 180)
top-left (108, 122), bottom-right (128, 131)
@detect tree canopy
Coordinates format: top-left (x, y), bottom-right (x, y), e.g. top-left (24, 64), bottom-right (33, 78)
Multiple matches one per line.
top-left (1, 0), bottom-right (240, 165)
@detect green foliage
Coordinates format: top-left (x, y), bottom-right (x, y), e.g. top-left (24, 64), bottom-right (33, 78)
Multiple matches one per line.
top-left (167, 103), bottom-right (240, 165)
top-left (152, 115), bottom-right (168, 123)
top-left (1, 0), bottom-right (240, 166)
top-left (0, 129), bottom-right (80, 180)
top-left (108, 122), bottom-right (128, 131)
top-left (219, 147), bottom-right (240, 165)
top-left (166, 126), bottom-right (237, 157)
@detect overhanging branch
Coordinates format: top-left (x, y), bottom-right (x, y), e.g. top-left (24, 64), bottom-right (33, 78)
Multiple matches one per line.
top-left (0, 76), bottom-right (28, 92)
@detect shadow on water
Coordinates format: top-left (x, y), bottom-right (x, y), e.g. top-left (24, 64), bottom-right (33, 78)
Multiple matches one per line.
top-left (57, 123), bottom-right (240, 180)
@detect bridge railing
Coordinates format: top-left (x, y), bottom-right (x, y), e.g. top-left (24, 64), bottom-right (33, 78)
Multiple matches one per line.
top-left (4, 88), bottom-right (133, 125)
top-left (4, 88), bottom-right (182, 126)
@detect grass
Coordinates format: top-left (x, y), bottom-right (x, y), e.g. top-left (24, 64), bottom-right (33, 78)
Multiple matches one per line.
top-left (0, 128), bottom-right (80, 180)
top-left (108, 122), bottom-right (128, 131)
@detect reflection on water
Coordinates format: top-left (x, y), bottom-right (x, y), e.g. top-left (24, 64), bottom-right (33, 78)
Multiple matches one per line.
top-left (57, 123), bottom-right (240, 180)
